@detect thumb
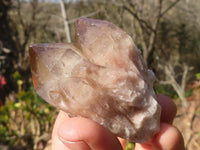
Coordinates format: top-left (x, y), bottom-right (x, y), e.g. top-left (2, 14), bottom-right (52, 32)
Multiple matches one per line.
top-left (52, 111), bottom-right (123, 150)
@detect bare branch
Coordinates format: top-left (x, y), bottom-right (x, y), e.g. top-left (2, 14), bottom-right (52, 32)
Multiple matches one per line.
top-left (159, 63), bottom-right (188, 107)
top-left (123, 5), bottom-right (154, 32)
top-left (60, 0), bottom-right (71, 42)
top-left (16, 0), bottom-right (25, 27)
top-left (181, 64), bottom-right (188, 91)
top-left (160, 0), bottom-right (181, 18)
top-left (68, 10), bottom-right (101, 24)
top-left (159, 80), bottom-right (172, 85)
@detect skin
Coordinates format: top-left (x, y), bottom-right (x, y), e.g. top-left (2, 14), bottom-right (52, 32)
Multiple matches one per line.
top-left (52, 94), bottom-right (185, 150)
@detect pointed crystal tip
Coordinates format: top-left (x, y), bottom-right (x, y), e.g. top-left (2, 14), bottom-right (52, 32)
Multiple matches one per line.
top-left (29, 18), bottom-right (161, 143)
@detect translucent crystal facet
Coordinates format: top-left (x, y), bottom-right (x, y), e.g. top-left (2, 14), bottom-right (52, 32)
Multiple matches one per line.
top-left (29, 18), bottom-right (161, 143)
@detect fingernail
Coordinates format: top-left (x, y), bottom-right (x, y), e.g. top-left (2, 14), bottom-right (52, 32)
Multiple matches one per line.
top-left (59, 136), bottom-right (91, 150)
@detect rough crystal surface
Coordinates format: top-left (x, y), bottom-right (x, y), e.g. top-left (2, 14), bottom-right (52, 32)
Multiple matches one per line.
top-left (29, 18), bottom-right (161, 143)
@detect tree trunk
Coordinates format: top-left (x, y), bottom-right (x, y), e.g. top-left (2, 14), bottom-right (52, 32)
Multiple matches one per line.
top-left (60, 0), bottom-right (71, 43)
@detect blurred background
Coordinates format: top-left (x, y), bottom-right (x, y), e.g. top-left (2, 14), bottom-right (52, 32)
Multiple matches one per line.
top-left (0, 0), bottom-right (200, 149)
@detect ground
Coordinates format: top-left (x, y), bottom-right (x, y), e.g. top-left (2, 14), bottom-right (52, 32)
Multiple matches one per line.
top-left (174, 80), bottom-right (200, 150)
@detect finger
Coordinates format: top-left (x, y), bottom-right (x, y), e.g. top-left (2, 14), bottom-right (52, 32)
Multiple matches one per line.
top-left (118, 137), bottom-right (126, 149)
top-left (135, 123), bottom-right (185, 150)
top-left (157, 94), bottom-right (177, 124)
top-left (52, 111), bottom-right (70, 150)
top-left (52, 111), bottom-right (91, 150)
top-left (152, 123), bottom-right (185, 150)
top-left (55, 111), bottom-right (123, 150)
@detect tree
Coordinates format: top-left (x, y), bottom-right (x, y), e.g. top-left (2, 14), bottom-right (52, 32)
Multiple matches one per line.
top-left (120, 0), bottom-right (181, 65)
top-left (60, 0), bottom-right (71, 42)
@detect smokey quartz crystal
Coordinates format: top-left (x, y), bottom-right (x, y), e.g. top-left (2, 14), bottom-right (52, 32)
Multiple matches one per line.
top-left (29, 18), bottom-right (161, 143)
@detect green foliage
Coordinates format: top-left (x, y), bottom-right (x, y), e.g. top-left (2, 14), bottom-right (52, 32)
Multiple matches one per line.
top-left (0, 85), bottom-right (57, 148)
top-left (185, 89), bottom-right (193, 98)
top-left (0, 101), bottom-right (18, 145)
top-left (16, 86), bottom-right (55, 120)
top-left (126, 141), bottom-right (135, 150)
top-left (197, 109), bottom-right (200, 115)
top-left (154, 83), bottom-right (178, 98)
top-left (195, 73), bottom-right (200, 80)
top-left (1, 0), bottom-right (200, 148)
top-left (12, 71), bottom-right (22, 80)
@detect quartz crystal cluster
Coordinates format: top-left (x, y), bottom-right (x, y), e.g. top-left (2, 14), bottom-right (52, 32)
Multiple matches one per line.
top-left (29, 18), bottom-right (161, 143)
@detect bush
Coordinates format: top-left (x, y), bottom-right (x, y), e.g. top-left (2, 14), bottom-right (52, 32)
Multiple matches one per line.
top-left (0, 85), bottom-right (57, 149)
top-left (154, 83), bottom-right (178, 98)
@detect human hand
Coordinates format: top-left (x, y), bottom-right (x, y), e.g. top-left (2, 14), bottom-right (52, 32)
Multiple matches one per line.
top-left (52, 94), bottom-right (185, 150)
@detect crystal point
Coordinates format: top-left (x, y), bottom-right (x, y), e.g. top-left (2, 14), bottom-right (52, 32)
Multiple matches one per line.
top-left (29, 18), bottom-right (161, 143)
